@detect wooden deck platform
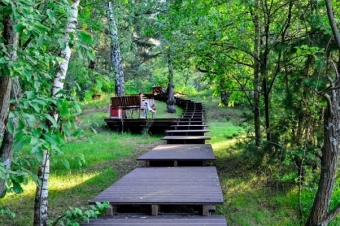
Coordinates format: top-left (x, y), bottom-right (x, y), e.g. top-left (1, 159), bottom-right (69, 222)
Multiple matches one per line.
top-left (88, 167), bottom-right (223, 216)
top-left (162, 136), bottom-right (211, 144)
top-left (105, 118), bottom-right (178, 134)
top-left (81, 215), bottom-right (227, 226)
top-left (137, 144), bottom-right (215, 166)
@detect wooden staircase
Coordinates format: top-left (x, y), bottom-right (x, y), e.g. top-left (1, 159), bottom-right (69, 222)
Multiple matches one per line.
top-left (83, 97), bottom-right (227, 226)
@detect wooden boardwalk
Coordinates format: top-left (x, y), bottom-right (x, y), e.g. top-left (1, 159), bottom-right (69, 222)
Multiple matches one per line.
top-left (85, 97), bottom-right (227, 225)
top-left (137, 144), bottom-right (215, 167)
top-left (82, 215), bottom-right (227, 225)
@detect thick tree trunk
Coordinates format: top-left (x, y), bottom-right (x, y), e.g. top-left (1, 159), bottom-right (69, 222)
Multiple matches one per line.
top-left (305, 86), bottom-right (340, 225)
top-left (166, 52), bottom-right (176, 113)
top-left (305, 1), bottom-right (340, 224)
top-left (33, 1), bottom-right (80, 225)
top-left (107, 1), bottom-right (125, 97)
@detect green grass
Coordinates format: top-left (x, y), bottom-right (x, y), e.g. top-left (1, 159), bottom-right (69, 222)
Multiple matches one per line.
top-left (2, 92), bottom-right (340, 225)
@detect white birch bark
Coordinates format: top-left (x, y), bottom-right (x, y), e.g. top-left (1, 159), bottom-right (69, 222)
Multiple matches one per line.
top-left (33, 1), bottom-right (80, 225)
top-left (107, 1), bottom-right (125, 97)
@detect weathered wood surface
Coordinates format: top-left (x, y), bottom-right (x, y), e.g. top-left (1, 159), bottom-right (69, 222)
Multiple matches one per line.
top-left (173, 120), bottom-right (206, 125)
top-left (170, 125), bottom-right (209, 129)
top-left (166, 129), bottom-right (209, 135)
top-left (88, 167), bottom-right (223, 205)
top-left (137, 144), bottom-right (215, 161)
top-left (162, 136), bottom-right (211, 144)
top-left (81, 215), bottom-right (227, 226)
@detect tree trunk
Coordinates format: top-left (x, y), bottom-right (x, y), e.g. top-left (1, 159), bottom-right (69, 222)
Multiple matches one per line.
top-left (305, 83), bottom-right (340, 225)
top-left (0, 6), bottom-right (19, 195)
top-left (33, 151), bottom-right (50, 226)
top-left (166, 52), bottom-right (176, 113)
top-left (252, 2), bottom-right (262, 147)
top-left (0, 77), bottom-right (21, 196)
top-left (305, 1), bottom-right (340, 224)
top-left (107, 1), bottom-right (125, 97)
top-left (33, 1), bottom-right (80, 225)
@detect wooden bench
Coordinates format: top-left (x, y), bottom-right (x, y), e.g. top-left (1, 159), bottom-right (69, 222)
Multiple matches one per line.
top-left (81, 215), bottom-right (227, 226)
top-left (162, 135), bottom-right (211, 144)
top-left (110, 95), bottom-right (155, 119)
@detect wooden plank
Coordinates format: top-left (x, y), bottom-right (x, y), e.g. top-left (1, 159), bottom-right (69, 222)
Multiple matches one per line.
top-left (88, 167), bottom-right (223, 205)
top-left (166, 130), bottom-right (209, 136)
top-left (81, 215), bottom-right (227, 226)
top-left (170, 125), bottom-right (209, 130)
top-left (162, 136), bottom-right (211, 141)
top-left (137, 144), bottom-right (216, 161)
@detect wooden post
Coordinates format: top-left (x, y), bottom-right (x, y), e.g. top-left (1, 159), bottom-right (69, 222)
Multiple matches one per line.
top-left (202, 205), bottom-right (210, 216)
top-left (151, 205), bottom-right (159, 216)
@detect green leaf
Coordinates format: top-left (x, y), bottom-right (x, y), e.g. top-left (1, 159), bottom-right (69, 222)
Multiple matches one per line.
top-left (12, 181), bottom-right (23, 194)
top-left (13, 139), bottom-right (25, 152)
top-left (44, 114), bottom-right (58, 128)
top-left (14, 23), bottom-right (26, 33)
top-left (47, 9), bottom-right (56, 24)
top-left (77, 31), bottom-right (93, 44)
top-left (62, 159), bottom-right (70, 169)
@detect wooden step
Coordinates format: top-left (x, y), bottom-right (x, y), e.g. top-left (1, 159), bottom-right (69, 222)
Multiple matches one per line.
top-left (88, 167), bottom-right (223, 216)
top-left (137, 144), bottom-right (215, 167)
top-left (81, 215), bottom-right (227, 226)
top-left (166, 129), bottom-right (209, 136)
top-left (170, 125), bottom-right (209, 130)
top-left (162, 135), bottom-right (211, 144)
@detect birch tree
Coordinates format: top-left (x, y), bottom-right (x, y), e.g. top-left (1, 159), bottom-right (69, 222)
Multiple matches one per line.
top-left (107, 1), bottom-right (125, 97)
top-left (33, 1), bottom-right (81, 225)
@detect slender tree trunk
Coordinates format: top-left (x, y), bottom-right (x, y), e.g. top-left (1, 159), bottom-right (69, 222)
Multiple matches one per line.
top-left (107, 1), bottom-right (125, 97)
top-left (33, 1), bottom-right (80, 225)
top-left (0, 77), bottom-right (21, 196)
top-left (0, 7), bottom-right (19, 195)
top-left (166, 52), bottom-right (176, 113)
top-left (252, 2), bottom-right (262, 147)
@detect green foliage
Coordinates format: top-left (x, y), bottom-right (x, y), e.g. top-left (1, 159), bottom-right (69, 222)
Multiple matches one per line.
top-left (51, 202), bottom-right (110, 226)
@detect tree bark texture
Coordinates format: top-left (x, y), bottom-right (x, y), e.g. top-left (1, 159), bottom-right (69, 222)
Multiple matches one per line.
top-left (252, 2), bottom-right (262, 147)
top-left (166, 52), bottom-right (176, 113)
top-left (33, 1), bottom-right (80, 225)
top-left (0, 7), bottom-right (19, 195)
top-left (33, 151), bottom-right (50, 226)
top-left (305, 1), bottom-right (340, 225)
top-left (107, 1), bottom-right (125, 97)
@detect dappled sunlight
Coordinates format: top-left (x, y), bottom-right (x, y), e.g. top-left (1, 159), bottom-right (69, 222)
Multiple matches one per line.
top-left (0, 171), bottom-right (101, 201)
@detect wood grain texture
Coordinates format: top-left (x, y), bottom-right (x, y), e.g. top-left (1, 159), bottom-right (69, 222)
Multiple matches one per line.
top-left (137, 144), bottom-right (215, 161)
top-left (81, 215), bottom-right (227, 226)
top-left (88, 167), bottom-right (223, 205)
